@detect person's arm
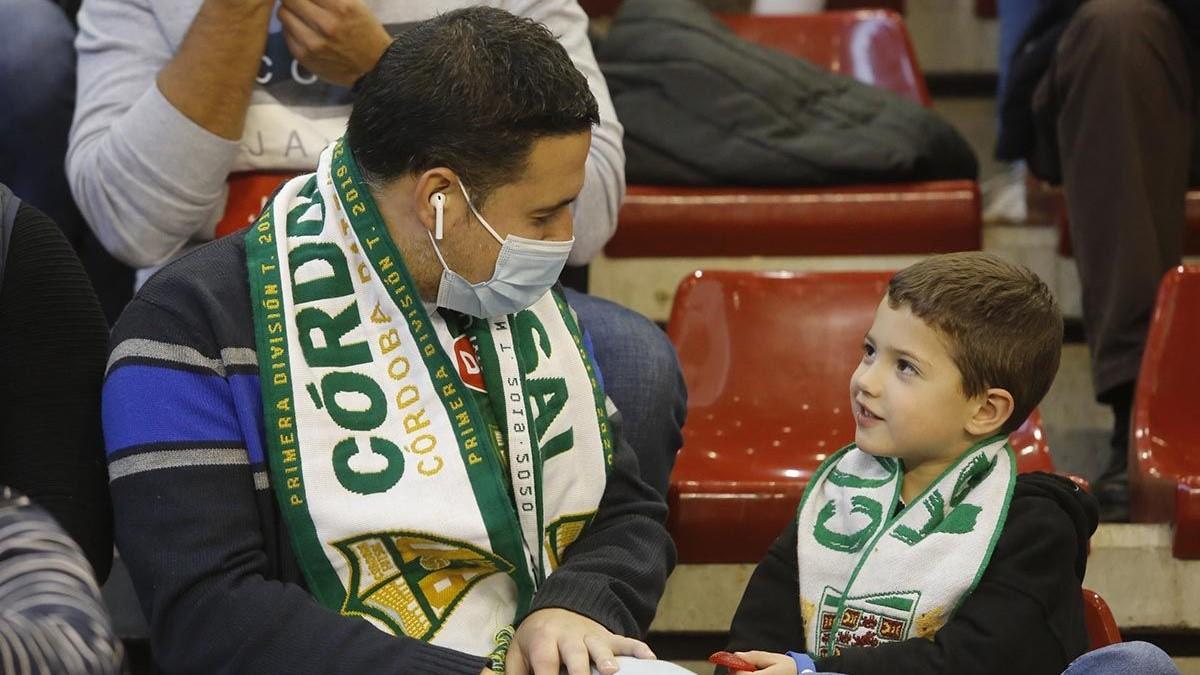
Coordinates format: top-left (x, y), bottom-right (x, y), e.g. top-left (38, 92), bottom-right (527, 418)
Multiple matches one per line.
top-left (0, 487), bottom-right (123, 674)
top-left (525, 408), bottom-right (675, 638)
top-left (0, 203), bottom-right (112, 582)
top-left (67, 0), bottom-right (272, 268)
top-left (505, 406), bottom-right (673, 675)
top-left (155, 0), bottom-right (272, 140)
top-left (508, 0), bottom-right (626, 265)
top-left (813, 496), bottom-right (1085, 675)
top-left (103, 295), bottom-right (489, 675)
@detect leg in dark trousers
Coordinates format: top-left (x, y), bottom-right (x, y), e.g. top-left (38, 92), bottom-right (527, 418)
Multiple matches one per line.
top-left (1034, 0), bottom-right (1200, 519)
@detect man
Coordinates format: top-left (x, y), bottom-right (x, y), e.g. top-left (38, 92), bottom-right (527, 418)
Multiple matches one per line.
top-left (102, 9), bottom-right (675, 674)
top-left (997, 0), bottom-right (1200, 520)
top-left (70, 0), bottom-right (683, 501)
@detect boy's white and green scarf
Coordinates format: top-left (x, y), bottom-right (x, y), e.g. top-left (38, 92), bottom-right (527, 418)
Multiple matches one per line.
top-left (245, 139), bottom-right (614, 663)
top-left (796, 437), bottom-right (1015, 657)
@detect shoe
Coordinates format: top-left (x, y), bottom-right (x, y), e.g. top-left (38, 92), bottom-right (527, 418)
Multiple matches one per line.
top-left (982, 162), bottom-right (1028, 224)
top-left (1092, 470), bottom-right (1130, 522)
top-left (1093, 382), bottom-right (1134, 522)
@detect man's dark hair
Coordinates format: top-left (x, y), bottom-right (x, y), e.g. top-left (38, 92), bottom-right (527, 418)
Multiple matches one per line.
top-left (347, 7), bottom-right (600, 204)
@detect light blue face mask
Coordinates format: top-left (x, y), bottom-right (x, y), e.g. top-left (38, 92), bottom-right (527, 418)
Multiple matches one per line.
top-left (428, 182), bottom-right (574, 319)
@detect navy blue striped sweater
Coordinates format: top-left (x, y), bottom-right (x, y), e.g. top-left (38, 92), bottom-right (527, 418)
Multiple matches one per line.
top-left (102, 233), bottom-right (674, 675)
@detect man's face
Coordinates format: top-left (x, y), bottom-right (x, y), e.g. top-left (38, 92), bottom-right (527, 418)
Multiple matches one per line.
top-left (849, 297), bottom-right (981, 465)
top-left (443, 131), bottom-right (591, 284)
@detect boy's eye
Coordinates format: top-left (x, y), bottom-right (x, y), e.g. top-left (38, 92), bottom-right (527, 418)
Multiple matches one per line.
top-left (862, 342), bottom-right (876, 360)
top-left (897, 359), bottom-right (918, 375)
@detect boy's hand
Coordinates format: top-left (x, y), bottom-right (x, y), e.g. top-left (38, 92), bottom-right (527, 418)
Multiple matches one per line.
top-left (505, 608), bottom-right (655, 675)
top-left (731, 651), bottom-right (800, 674)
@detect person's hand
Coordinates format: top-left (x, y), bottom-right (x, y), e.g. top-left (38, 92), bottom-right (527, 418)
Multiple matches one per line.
top-left (730, 650), bottom-right (800, 674)
top-left (480, 670), bottom-right (497, 675)
top-left (277, 0), bottom-right (392, 86)
top-left (506, 608), bottom-right (656, 675)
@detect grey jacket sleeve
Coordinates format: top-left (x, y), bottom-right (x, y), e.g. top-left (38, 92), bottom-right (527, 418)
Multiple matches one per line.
top-left (509, 0), bottom-right (626, 266)
top-left (67, 0), bottom-right (238, 268)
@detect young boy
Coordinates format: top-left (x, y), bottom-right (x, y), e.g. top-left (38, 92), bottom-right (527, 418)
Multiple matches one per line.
top-left (722, 252), bottom-right (1099, 675)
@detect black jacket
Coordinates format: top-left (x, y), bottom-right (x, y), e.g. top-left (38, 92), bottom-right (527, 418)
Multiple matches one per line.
top-left (724, 472), bottom-right (1100, 675)
top-left (597, 0), bottom-right (978, 187)
top-left (0, 186), bottom-right (112, 581)
top-left (996, 0), bottom-right (1200, 178)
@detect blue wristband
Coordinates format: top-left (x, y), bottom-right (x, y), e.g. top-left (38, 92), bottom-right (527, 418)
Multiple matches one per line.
top-left (786, 651), bottom-right (816, 673)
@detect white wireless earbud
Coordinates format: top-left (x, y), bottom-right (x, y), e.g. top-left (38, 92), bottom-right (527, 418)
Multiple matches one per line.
top-left (430, 192), bottom-right (446, 240)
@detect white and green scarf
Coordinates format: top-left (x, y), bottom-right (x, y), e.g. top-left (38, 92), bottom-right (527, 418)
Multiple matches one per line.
top-left (246, 139), bottom-right (614, 663)
top-left (796, 437), bottom-right (1015, 657)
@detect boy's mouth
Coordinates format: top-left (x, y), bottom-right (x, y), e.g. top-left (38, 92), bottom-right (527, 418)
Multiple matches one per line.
top-left (854, 400), bottom-right (884, 425)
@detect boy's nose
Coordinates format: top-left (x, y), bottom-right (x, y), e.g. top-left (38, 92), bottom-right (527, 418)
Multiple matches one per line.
top-left (855, 363), bottom-right (883, 397)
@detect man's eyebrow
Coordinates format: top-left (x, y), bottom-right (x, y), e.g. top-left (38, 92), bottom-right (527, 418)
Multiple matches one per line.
top-left (533, 195), bottom-right (578, 214)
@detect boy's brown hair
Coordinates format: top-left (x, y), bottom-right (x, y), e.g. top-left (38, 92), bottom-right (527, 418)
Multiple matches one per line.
top-left (887, 252), bottom-right (1063, 435)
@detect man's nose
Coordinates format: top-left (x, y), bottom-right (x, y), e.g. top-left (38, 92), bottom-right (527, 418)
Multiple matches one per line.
top-left (551, 213), bottom-right (575, 242)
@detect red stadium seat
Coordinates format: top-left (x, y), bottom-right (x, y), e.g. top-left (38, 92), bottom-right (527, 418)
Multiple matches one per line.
top-left (607, 182), bottom-right (981, 258)
top-left (1131, 266), bottom-right (1200, 559)
top-left (606, 11), bottom-right (980, 260)
top-left (826, 0), bottom-right (907, 14)
top-left (667, 271), bottom-right (1055, 563)
top-left (577, 0), bottom-right (623, 17)
top-left (718, 11), bottom-right (928, 106)
top-left (1082, 588), bottom-right (1122, 650)
top-left (577, 1), bottom-right (908, 19)
top-left (216, 172), bottom-right (297, 238)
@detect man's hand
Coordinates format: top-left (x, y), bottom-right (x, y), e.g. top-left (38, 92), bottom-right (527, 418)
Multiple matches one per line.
top-left (730, 650), bottom-right (800, 674)
top-left (277, 0), bottom-right (392, 86)
top-left (506, 608), bottom-right (656, 675)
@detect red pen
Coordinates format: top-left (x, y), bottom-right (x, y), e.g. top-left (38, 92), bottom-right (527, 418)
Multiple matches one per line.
top-left (708, 651), bottom-right (758, 672)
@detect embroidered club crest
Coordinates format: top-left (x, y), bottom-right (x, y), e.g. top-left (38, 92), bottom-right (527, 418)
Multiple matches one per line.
top-left (543, 512), bottom-right (595, 570)
top-left (816, 587), bottom-right (919, 656)
top-left (334, 532), bottom-right (513, 640)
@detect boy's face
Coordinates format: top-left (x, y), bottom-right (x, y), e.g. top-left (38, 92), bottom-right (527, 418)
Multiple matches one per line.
top-left (849, 297), bottom-right (982, 465)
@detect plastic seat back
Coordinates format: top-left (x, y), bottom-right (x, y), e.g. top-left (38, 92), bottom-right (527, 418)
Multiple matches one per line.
top-left (717, 11), bottom-right (930, 106)
top-left (1082, 588), bottom-right (1122, 650)
top-left (1132, 266), bottom-right (1200, 557)
top-left (666, 270), bottom-right (1054, 562)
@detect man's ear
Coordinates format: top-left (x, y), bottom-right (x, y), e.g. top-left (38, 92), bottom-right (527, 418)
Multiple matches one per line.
top-left (413, 168), bottom-right (459, 237)
top-left (965, 387), bottom-right (1015, 437)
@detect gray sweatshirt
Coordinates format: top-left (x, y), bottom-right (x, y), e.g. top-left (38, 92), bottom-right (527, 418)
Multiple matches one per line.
top-left (67, 0), bottom-right (625, 272)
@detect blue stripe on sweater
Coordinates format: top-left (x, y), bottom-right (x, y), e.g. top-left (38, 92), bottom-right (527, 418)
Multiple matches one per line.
top-left (103, 365), bottom-right (248, 456)
top-left (229, 374), bottom-right (265, 465)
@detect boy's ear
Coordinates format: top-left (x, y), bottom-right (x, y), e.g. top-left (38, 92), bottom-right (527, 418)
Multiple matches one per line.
top-left (966, 388), bottom-right (1015, 437)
